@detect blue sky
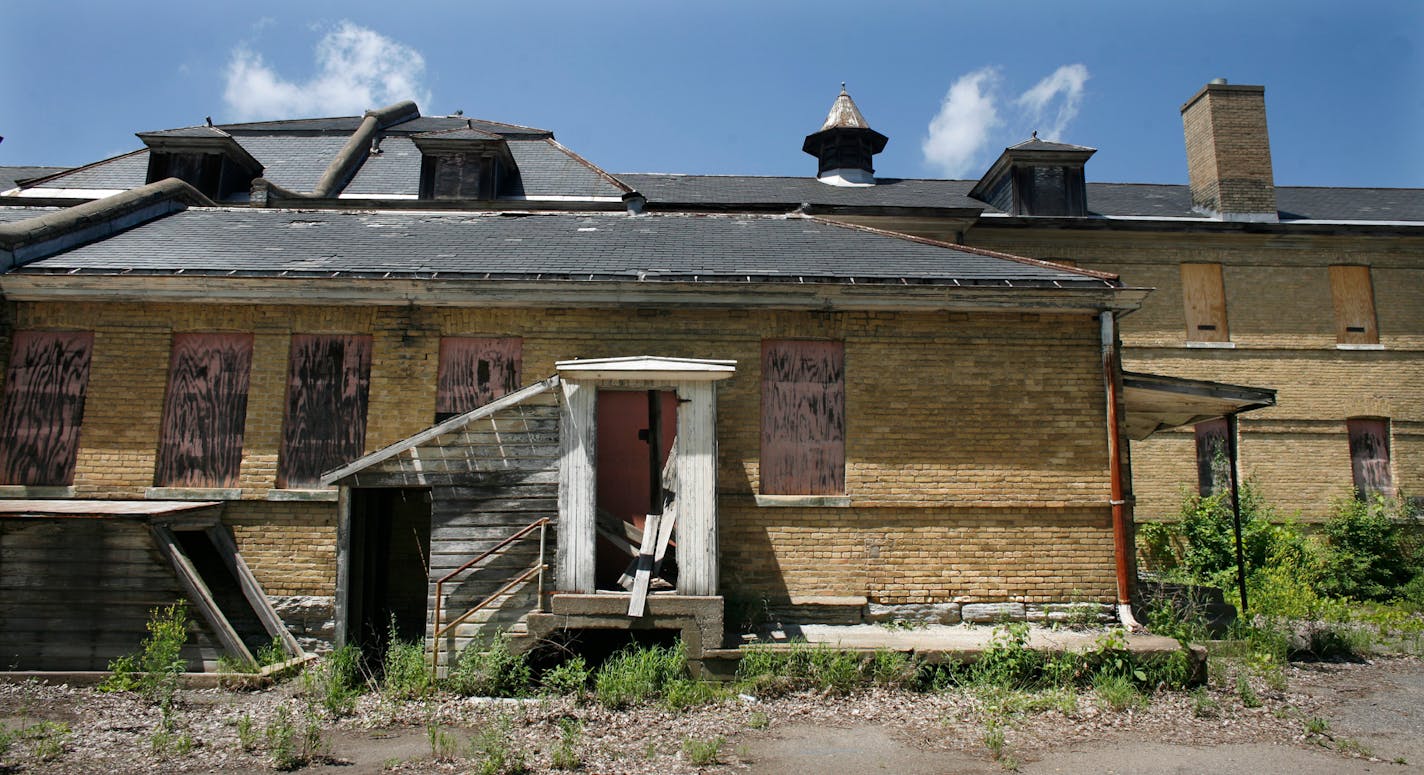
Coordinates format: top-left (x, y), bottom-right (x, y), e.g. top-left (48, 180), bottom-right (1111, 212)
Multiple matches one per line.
top-left (3, 1), bottom-right (1420, 186)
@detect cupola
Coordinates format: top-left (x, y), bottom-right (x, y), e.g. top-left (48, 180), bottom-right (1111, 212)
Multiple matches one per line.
top-left (138, 125), bottom-right (263, 201)
top-left (968, 134), bottom-right (1095, 216)
top-left (412, 124), bottom-right (518, 200)
top-left (802, 85), bottom-right (887, 186)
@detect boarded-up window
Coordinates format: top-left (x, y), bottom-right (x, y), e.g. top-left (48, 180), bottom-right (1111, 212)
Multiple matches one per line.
top-left (155, 333), bottom-right (254, 488)
top-left (1194, 418), bottom-right (1231, 496)
top-left (1347, 418), bottom-right (1392, 498)
top-left (0, 331), bottom-right (94, 486)
top-left (435, 337), bottom-right (521, 422)
top-left (279, 335), bottom-right (372, 489)
top-left (420, 154), bottom-right (495, 199)
top-left (761, 340), bottom-right (845, 495)
top-left (1329, 266), bottom-right (1379, 345)
top-left (1181, 263), bottom-right (1230, 342)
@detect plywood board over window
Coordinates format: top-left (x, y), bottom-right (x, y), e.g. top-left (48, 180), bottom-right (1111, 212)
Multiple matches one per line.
top-left (1181, 263), bottom-right (1230, 342)
top-left (279, 335), bottom-right (372, 489)
top-left (155, 333), bottom-right (254, 488)
top-left (0, 331), bottom-right (93, 486)
top-left (435, 337), bottom-right (521, 422)
top-left (1194, 418), bottom-right (1230, 496)
top-left (1347, 418), bottom-right (1392, 498)
top-left (1329, 265), bottom-right (1379, 345)
top-left (761, 340), bottom-right (845, 495)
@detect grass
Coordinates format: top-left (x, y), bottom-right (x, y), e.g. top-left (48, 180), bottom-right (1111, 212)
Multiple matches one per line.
top-left (427, 724), bottom-right (459, 762)
top-left (1092, 672), bottom-right (1144, 712)
top-left (449, 633), bottom-right (532, 698)
top-left (549, 718), bottom-right (582, 770)
top-left (682, 735), bottom-right (723, 766)
top-left (746, 710), bottom-right (770, 730)
top-left (470, 716), bottom-right (528, 775)
top-left (593, 641), bottom-right (688, 709)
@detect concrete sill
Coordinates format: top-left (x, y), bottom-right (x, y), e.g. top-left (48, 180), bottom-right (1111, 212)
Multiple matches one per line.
top-left (0, 485), bottom-right (76, 499)
top-left (146, 487), bottom-right (243, 501)
top-left (1336, 343), bottom-right (1385, 351)
top-left (266, 489), bottom-right (338, 502)
top-left (1184, 341), bottom-right (1236, 349)
top-left (755, 494), bottom-right (852, 508)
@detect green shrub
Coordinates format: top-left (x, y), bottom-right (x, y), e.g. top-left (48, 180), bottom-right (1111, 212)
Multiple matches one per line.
top-left (448, 633), bottom-right (532, 697)
top-left (540, 656), bottom-right (591, 697)
top-left (594, 641), bottom-right (688, 708)
top-left (1318, 495), bottom-right (1417, 602)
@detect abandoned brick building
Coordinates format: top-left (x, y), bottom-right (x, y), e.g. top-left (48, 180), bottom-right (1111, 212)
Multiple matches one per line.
top-left (0, 79), bottom-right (1415, 672)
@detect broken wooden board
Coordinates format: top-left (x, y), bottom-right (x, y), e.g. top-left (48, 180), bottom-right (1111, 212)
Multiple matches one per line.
top-left (626, 513), bottom-right (661, 618)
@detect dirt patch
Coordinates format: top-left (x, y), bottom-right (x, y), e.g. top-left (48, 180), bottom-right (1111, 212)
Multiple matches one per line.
top-left (0, 657), bottom-right (1418, 773)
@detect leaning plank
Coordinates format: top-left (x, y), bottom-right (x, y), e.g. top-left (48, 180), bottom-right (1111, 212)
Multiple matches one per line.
top-left (651, 513), bottom-right (677, 577)
top-left (626, 513), bottom-right (661, 618)
top-left (204, 525), bottom-right (306, 658)
top-left (150, 524), bottom-right (255, 665)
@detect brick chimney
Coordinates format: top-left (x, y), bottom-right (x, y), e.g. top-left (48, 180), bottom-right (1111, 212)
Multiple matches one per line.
top-left (1180, 79), bottom-right (1277, 222)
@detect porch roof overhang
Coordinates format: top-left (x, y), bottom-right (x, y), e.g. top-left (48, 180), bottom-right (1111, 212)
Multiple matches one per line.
top-left (555, 356), bottom-right (737, 382)
top-left (0, 499), bottom-right (222, 520)
top-left (1122, 371), bottom-right (1276, 440)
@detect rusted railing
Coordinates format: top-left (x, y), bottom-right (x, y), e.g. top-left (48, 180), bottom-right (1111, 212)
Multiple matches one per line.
top-left (431, 517), bottom-right (549, 675)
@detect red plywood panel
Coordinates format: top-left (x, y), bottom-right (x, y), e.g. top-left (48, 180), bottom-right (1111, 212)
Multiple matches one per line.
top-left (761, 340), bottom-right (845, 496)
top-left (279, 335), bottom-right (372, 489)
top-left (0, 331), bottom-right (94, 486)
top-left (435, 337), bottom-right (521, 420)
top-left (1347, 418), bottom-right (1393, 497)
top-left (155, 333), bottom-right (254, 488)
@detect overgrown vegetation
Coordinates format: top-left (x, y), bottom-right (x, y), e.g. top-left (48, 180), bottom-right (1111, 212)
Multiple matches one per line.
top-left (1139, 487), bottom-right (1424, 666)
top-left (99, 602), bottom-right (189, 708)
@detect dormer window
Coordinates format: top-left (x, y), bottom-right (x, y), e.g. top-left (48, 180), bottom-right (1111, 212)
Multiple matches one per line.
top-left (969, 135), bottom-right (1095, 217)
top-left (137, 126), bottom-right (263, 201)
top-left (413, 126), bottom-right (517, 201)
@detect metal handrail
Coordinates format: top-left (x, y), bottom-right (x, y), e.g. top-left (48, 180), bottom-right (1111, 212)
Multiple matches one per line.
top-left (431, 517), bottom-right (549, 674)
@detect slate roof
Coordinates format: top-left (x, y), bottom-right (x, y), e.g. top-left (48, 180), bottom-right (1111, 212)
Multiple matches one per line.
top-left (0, 167), bottom-right (70, 191)
top-left (617, 174), bottom-right (986, 210)
top-left (617, 174), bottom-right (1424, 222)
top-left (14, 208), bottom-right (1117, 287)
top-left (214, 115), bottom-right (551, 137)
top-left (0, 206), bottom-right (57, 223)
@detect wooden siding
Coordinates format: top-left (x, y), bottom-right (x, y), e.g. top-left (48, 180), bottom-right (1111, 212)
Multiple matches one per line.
top-left (1347, 418), bottom-right (1393, 497)
top-left (1181, 263), bottom-right (1230, 342)
top-left (1329, 265), bottom-right (1379, 345)
top-left (761, 340), bottom-right (845, 495)
top-left (279, 335), bottom-right (372, 488)
top-left (0, 331), bottom-right (93, 486)
top-left (155, 333), bottom-right (254, 488)
top-left (436, 337), bottom-right (521, 421)
top-left (0, 518), bottom-right (222, 671)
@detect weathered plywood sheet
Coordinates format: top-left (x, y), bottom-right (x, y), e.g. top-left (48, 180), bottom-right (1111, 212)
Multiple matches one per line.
top-left (1180, 263), bottom-right (1229, 342)
top-left (0, 331), bottom-right (93, 486)
top-left (1347, 418), bottom-right (1392, 497)
top-left (761, 340), bottom-right (845, 495)
top-left (436, 337), bottom-right (521, 420)
top-left (279, 335), bottom-right (372, 488)
top-left (156, 333), bottom-right (253, 488)
top-left (1329, 265), bottom-right (1379, 345)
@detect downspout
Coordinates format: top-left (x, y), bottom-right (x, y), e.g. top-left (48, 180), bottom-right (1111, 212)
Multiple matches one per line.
top-left (254, 100), bottom-right (420, 202)
top-left (1100, 311), bottom-right (1142, 629)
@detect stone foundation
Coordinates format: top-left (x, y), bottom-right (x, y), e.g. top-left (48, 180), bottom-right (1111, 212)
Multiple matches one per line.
top-left (270, 595), bottom-right (336, 654)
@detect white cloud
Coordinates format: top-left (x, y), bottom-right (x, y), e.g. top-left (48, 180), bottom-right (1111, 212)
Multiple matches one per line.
top-left (1016, 64), bottom-right (1089, 141)
top-left (921, 67), bottom-right (1002, 178)
top-left (223, 21), bottom-right (431, 120)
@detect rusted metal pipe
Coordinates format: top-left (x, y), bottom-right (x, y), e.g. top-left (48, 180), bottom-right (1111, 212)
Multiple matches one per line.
top-left (1101, 311), bottom-right (1141, 629)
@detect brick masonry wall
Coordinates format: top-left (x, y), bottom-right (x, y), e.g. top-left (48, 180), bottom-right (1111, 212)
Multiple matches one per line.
top-left (1181, 84), bottom-right (1276, 216)
top-left (963, 228), bottom-right (1424, 521)
top-left (3, 301), bottom-right (1121, 606)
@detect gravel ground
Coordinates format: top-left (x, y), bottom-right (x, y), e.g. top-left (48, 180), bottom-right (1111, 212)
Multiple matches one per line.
top-left (0, 656), bottom-right (1418, 773)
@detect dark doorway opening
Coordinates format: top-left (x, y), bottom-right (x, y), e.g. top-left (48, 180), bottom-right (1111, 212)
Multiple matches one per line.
top-left (595, 390), bottom-right (678, 590)
top-left (349, 488), bottom-right (432, 661)
top-left (173, 530), bottom-right (272, 657)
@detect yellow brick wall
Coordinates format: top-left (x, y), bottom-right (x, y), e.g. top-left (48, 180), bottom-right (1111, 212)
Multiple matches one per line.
top-left (1181, 84), bottom-right (1276, 215)
top-left (962, 228), bottom-right (1424, 521)
top-left (4, 301), bottom-right (1121, 605)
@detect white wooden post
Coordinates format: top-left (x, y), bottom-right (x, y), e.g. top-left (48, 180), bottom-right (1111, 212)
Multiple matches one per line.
top-left (557, 380), bottom-right (597, 592)
top-left (676, 380), bottom-right (718, 595)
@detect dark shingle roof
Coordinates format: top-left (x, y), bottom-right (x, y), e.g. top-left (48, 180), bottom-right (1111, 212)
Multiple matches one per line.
top-left (214, 115), bottom-right (551, 137)
top-left (16, 208), bottom-right (1114, 287)
top-left (0, 167), bottom-right (71, 190)
top-left (617, 174), bottom-right (986, 210)
top-left (0, 206), bottom-right (58, 223)
top-left (36, 151), bottom-right (148, 190)
top-left (619, 174), bottom-right (1424, 223)
top-left (505, 140), bottom-right (627, 199)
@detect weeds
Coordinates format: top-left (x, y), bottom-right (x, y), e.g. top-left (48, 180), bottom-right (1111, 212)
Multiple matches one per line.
top-left (449, 633), bottom-right (532, 698)
top-left (682, 735), bottom-right (723, 766)
top-left (982, 719), bottom-right (1006, 759)
top-left (470, 716), bottom-right (528, 775)
top-left (99, 603), bottom-right (189, 710)
top-left (1190, 688), bottom-right (1220, 718)
top-left (1092, 672), bottom-right (1144, 711)
top-left (18, 721), bottom-right (70, 763)
top-left (540, 655), bottom-right (591, 698)
top-left (427, 724), bottom-right (459, 762)
top-left (1304, 716), bottom-right (1330, 737)
top-left (1235, 674), bottom-right (1261, 708)
top-left (150, 727), bottom-right (194, 757)
top-left (236, 714), bottom-right (259, 752)
top-left (264, 704), bottom-right (324, 770)
top-left (549, 718), bottom-right (583, 770)
top-left (746, 710), bottom-right (770, 730)
top-left (301, 644), bottom-right (364, 717)
top-left (594, 641), bottom-right (688, 709)
top-left (382, 626), bottom-right (432, 700)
